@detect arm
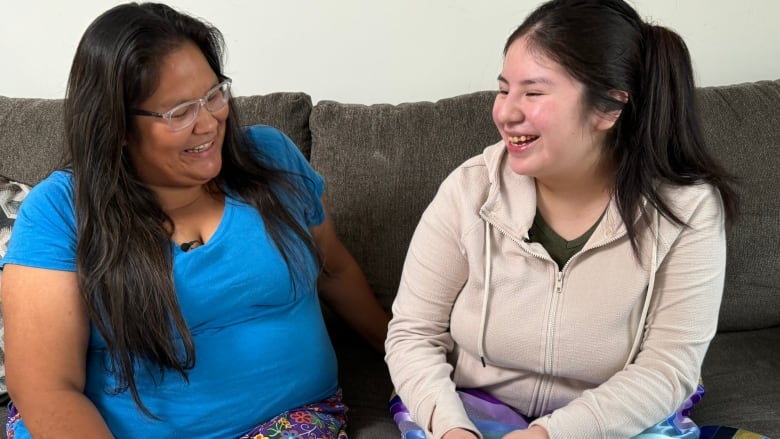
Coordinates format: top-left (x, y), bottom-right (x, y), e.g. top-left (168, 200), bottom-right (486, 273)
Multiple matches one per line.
top-left (311, 197), bottom-right (390, 353)
top-left (1, 264), bottom-right (114, 438)
top-left (384, 177), bottom-right (479, 439)
top-left (533, 186), bottom-right (726, 438)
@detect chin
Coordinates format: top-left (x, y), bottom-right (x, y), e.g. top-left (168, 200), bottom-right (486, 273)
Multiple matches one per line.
top-left (196, 165), bottom-right (222, 184)
top-left (507, 156), bottom-right (536, 177)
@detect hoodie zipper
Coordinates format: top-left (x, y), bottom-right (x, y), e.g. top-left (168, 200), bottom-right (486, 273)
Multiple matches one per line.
top-left (534, 270), bottom-right (564, 414)
top-left (480, 212), bottom-right (563, 415)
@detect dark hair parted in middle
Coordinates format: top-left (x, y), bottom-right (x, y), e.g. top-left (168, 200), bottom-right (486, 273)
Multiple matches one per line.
top-left (505, 0), bottom-right (738, 253)
top-left (65, 2), bottom-right (318, 416)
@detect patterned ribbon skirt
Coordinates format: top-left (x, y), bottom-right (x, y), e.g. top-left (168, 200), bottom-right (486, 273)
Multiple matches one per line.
top-left (7, 389), bottom-right (349, 439)
top-left (389, 385), bottom-right (769, 439)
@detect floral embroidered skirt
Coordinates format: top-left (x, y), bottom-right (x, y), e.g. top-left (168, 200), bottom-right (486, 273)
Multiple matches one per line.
top-left (7, 389), bottom-right (348, 439)
top-left (238, 389), bottom-right (349, 439)
top-left (389, 385), bottom-right (769, 439)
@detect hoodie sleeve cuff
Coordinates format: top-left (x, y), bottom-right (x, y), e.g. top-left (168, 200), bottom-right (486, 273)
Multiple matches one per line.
top-left (427, 389), bottom-right (481, 439)
top-left (530, 404), bottom-right (603, 439)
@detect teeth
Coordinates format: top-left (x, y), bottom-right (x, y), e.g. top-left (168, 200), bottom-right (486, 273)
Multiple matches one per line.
top-left (187, 142), bottom-right (211, 153)
top-left (509, 135), bottom-right (537, 144)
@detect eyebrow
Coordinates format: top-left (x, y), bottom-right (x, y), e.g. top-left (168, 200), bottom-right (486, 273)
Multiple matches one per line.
top-left (161, 80), bottom-right (222, 109)
top-left (497, 74), bottom-right (553, 86)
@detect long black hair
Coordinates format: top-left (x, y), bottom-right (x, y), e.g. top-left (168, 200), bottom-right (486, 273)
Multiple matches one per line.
top-left (506, 0), bottom-right (737, 252)
top-left (65, 2), bottom-right (318, 416)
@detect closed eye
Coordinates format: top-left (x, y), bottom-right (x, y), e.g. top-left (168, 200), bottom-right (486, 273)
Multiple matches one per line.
top-left (170, 104), bottom-right (196, 119)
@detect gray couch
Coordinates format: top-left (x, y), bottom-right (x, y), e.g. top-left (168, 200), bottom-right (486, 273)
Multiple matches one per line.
top-left (0, 79), bottom-right (778, 438)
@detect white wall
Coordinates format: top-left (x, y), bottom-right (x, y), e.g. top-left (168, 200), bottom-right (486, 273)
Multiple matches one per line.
top-left (2, 1), bottom-right (778, 104)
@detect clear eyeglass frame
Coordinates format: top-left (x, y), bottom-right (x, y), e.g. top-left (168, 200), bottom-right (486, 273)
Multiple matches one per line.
top-left (130, 78), bottom-right (232, 131)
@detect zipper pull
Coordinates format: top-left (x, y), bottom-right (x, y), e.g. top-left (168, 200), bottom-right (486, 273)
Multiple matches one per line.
top-left (556, 272), bottom-right (564, 294)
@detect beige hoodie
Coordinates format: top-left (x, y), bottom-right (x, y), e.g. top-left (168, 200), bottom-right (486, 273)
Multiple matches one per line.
top-left (385, 141), bottom-right (726, 439)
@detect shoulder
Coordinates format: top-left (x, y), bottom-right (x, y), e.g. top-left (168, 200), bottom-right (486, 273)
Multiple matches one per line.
top-left (658, 182), bottom-right (723, 223)
top-left (422, 143), bottom-right (500, 237)
top-left (2, 171), bottom-right (77, 271)
top-left (653, 183), bottom-right (725, 253)
top-left (443, 143), bottom-right (495, 185)
top-left (243, 125), bottom-right (301, 160)
top-left (243, 124), bottom-right (310, 173)
top-left (241, 125), bottom-right (325, 224)
top-left (20, 171), bottom-right (74, 214)
top-left (244, 124), bottom-right (288, 147)
top-left (437, 142), bottom-right (499, 202)
top-left (14, 170), bottom-right (76, 239)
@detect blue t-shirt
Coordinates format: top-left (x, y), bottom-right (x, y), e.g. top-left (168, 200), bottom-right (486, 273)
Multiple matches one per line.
top-left (0, 126), bottom-right (338, 438)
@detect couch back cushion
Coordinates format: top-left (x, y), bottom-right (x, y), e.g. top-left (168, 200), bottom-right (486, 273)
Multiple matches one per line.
top-left (311, 81), bottom-right (780, 331)
top-left (697, 80), bottom-right (780, 330)
top-left (233, 93), bottom-right (313, 158)
top-left (0, 97), bottom-right (65, 186)
top-left (0, 93), bottom-right (313, 186)
top-left (310, 92), bottom-right (500, 309)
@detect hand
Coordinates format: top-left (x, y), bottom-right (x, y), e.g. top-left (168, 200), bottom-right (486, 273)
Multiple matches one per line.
top-left (442, 428), bottom-right (479, 439)
top-left (502, 425), bottom-right (550, 439)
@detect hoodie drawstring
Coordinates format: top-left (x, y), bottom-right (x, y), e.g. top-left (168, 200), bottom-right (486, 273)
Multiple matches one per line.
top-left (478, 223), bottom-right (492, 367)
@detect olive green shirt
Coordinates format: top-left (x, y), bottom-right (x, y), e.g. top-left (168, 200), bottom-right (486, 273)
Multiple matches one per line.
top-left (528, 209), bottom-right (603, 269)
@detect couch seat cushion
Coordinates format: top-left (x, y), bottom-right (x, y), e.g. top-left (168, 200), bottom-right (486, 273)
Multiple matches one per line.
top-left (695, 326), bottom-right (780, 438)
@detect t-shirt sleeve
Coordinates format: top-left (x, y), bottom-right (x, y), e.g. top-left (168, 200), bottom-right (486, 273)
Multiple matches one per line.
top-left (243, 125), bottom-right (326, 227)
top-left (0, 172), bottom-right (78, 272)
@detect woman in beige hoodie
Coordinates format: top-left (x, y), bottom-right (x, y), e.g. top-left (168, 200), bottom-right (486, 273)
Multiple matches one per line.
top-left (385, 1), bottom-right (738, 438)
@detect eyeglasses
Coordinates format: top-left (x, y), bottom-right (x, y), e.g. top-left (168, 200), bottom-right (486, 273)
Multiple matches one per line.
top-left (130, 79), bottom-right (232, 131)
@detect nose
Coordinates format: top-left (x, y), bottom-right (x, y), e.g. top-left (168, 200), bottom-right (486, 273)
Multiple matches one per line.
top-left (192, 101), bottom-right (219, 133)
top-left (493, 93), bottom-right (524, 131)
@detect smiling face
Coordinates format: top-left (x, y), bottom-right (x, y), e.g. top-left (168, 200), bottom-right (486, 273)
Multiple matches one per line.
top-left (493, 36), bottom-right (616, 185)
top-left (126, 41), bottom-right (227, 191)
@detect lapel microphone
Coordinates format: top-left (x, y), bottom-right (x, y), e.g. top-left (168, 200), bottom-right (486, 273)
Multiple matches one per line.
top-left (180, 239), bottom-right (203, 252)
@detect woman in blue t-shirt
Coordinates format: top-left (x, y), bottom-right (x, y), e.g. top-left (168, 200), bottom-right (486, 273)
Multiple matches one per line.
top-left (0, 3), bottom-right (389, 438)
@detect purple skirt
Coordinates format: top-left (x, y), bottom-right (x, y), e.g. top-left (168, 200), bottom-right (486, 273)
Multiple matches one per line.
top-left (389, 385), bottom-right (769, 439)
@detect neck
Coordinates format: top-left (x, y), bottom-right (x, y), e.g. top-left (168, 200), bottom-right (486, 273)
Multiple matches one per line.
top-left (541, 152), bottom-right (613, 189)
top-left (152, 185), bottom-right (210, 214)
top-left (536, 165), bottom-right (614, 235)
top-left (537, 174), bottom-right (613, 205)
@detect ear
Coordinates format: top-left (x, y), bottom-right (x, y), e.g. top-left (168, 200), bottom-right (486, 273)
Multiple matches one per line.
top-left (594, 89), bottom-right (629, 131)
top-left (609, 89), bottom-right (629, 104)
